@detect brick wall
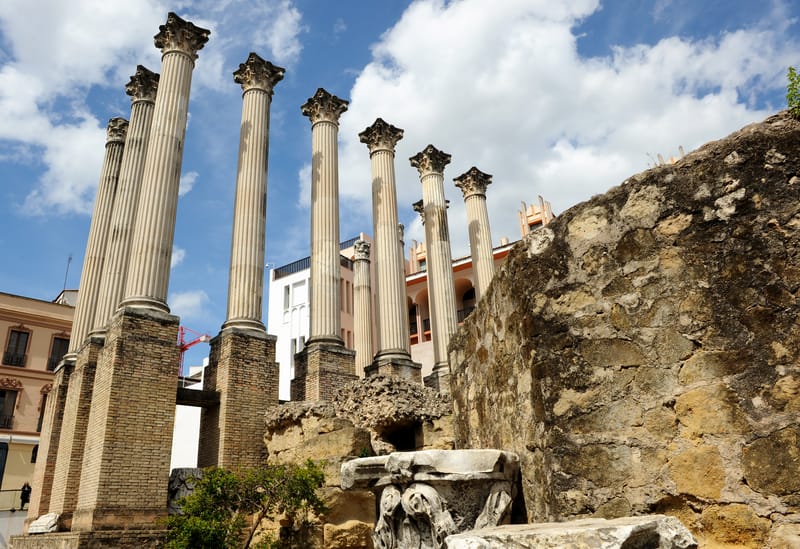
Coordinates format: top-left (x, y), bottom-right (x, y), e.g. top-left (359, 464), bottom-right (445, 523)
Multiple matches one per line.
top-left (290, 342), bottom-right (357, 401)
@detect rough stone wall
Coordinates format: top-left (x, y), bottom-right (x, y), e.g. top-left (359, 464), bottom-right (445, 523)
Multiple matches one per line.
top-left (450, 111), bottom-right (800, 548)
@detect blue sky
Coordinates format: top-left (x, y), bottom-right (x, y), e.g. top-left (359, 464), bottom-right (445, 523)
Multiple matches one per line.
top-left (1, 0), bottom-right (798, 367)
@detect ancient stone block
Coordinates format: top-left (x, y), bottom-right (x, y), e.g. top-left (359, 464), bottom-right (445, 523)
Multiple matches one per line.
top-left (667, 445), bottom-right (725, 499)
top-left (742, 426), bottom-right (800, 496)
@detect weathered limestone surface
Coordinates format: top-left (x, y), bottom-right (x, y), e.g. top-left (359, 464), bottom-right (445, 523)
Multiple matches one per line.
top-left (444, 515), bottom-right (696, 548)
top-left (449, 111), bottom-right (800, 548)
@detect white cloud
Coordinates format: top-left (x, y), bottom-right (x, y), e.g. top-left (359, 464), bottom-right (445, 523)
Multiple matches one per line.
top-left (179, 171), bottom-right (199, 197)
top-left (171, 246), bottom-right (187, 268)
top-left (332, 0), bottom-right (797, 258)
top-left (296, 163), bottom-right (311, 208)
top-left (169, 289), bottom-right (210, 320)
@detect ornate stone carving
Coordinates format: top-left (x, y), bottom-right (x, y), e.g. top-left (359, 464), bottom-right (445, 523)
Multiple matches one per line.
top-left (410, 145), bottom-right (451, 177)
top-left (0, 378), bottom-right (22, 390)
top-left (354, 239), bottom-right (371, 261)
top-left (342, 450), bottom-right (519, 549)
top-left (359, 118), bottom-right (404, 154)
top-left (154, 12), bottom-right (210, 60)
top-left (125, 65), bottom-right (160, 103)
top-left (41, 383), bottom-right (52, 395)
top-left (234, 52), bottom-right (285, 95)
top-left (413, 199), bottom-right (425, 224)
top-left (106, 117), bottom-right (128, 145)
top-left (301, 87), bottom-right (348, 125)
top-left (454, 166), bottom-right (492, 199)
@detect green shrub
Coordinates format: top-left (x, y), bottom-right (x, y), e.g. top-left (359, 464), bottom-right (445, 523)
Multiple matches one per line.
top-left (788, 66), bottom-right (800, 119)
top-left (165, 461), bottom-right (326, 549)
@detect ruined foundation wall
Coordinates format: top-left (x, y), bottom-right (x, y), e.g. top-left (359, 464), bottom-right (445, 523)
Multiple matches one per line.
top-left (450, 111), bottom-right (800, 549)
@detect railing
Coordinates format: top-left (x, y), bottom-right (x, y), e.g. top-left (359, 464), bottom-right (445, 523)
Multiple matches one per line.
top-left (457, 307), bottom-right (475, 323)
top-left (0, 415), bottom-right (14, 429)
top-left (2, 352), bottom-right (25, 367)
top-left (273, 256), bottom-right (310, 280)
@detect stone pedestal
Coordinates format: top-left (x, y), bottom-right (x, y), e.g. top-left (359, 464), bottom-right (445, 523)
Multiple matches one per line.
top-left (198, 328), bottom-right (279, 469)
top-left (364, 357), bottom-right (421, 382)
top-left (342, 449), bottom-right (520, 549)
top-left (25, 361), bottom-right (73, 529)
top-left (71, 306), bottom-right (180, 532)
top-left (290, 342), bottom-right (357, 402)
top-left (48, 337), bottom-right (101, 526)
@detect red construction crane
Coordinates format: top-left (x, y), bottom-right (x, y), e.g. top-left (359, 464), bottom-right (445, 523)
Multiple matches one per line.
top-left (177, 325), bottom-right (211, 376)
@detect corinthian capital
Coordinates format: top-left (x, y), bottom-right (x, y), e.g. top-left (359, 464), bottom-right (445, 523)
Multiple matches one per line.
top-left (359, 118), bottom-right (404, 154)
top-left (354, 239), bottom-right (371, 261)
top-left (125, 65), bottom-right (160, 103)
top-left (454, 167), bottom-right (492, 199)
top-left (412, 199), bottom-right (425, 225)
top-left (106, 117), bottom-right (129, 144)
top-left (410, 144), bottom-right (451, 177)
top-left (234, 52), bottom-right (285, 95)
top-left (301, 88), bottom-right (348, 125)
top-left (154, 12), bottom-right (210, 61)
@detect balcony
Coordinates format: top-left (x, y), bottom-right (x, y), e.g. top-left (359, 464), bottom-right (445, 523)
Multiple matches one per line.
top-left (2, 352), bottom-right (25, 367)
top-left (0, 415), bottom-right (14, 429)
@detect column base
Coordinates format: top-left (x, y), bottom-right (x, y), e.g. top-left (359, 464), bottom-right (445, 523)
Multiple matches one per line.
top-left (198, 327), bottom-right (279, 469)
top-left (365, 351), bottom-right (422, 382)
top-left (290, 341), bottom-right (357, 401)
top-left (10, 528), bottom-right (166, 549)
top-left (116, 295), bottom-right (170, 314)
top-left (220, 317), bottom-right (266, 334)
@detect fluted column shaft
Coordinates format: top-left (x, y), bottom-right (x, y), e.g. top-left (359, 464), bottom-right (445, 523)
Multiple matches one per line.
top-left (456, 167), bottom-right (495, 300)
top-left (92, 67), bottom-right (159, 334)
top-left (373, 146), bottom-right (411, 355)
top-left (67, 118), bottom-right (128, 357)
top-left (224, 54), bottom-right (284, 332)
top-left (412, 146), bottom-right (457, 369)
top-left (122, 15), bottom-right (209, 311)
top-left (302, 88), bottom-right (348, 345)
top-left (353, 240), bottom-right (373, 376)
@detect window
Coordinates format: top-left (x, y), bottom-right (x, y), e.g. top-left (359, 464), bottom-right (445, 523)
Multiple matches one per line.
top-left (47, 337), bottom-right (69, 371)
top-left (0, 391), bottom-right (17, 429)
top-left (31, 445), bottom-right (38, 463)
top-left (283, 286), bottom-right (291, 310)
top-left (3, 329), bottom-right (29, 367)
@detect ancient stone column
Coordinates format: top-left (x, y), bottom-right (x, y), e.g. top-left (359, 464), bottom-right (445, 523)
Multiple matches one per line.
top-left (198, 53), bottom-right (283, 470)
top-left (455, 167), bottom-right (495, 301)
top-left (359, 118), bottom-right (420, 381)
top-left (301, 88), bottom-right (348, 346)
top-left (291, 89), bottom-right (357, 401)
top-left (71, 14), bottom-right (209, 535)
top-left (223, 53), bottom-right (284, 333)
top-left (92, 66), bottom-right (159, 335)
top-left (121, 12), bottom-right (209, 313)
top-left (353, 239), bottom-right (374, 376)
top-left (411, 145), bottom-right (457, 389)
top-left (64, 117), bottom-right (127, 361)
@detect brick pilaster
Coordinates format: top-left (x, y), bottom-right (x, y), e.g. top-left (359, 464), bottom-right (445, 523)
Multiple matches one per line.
top-left (198, 328), bottom-right (279, 469)
top-left (290, 342), bottom-right (357, 401)
top-left (71, 307), bottom-right (179, 531)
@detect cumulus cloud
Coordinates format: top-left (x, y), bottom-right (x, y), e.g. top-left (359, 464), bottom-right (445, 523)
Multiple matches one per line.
top-left (333, 0), bottom-right (796, 257)
top-left (171, 246), bottom-right (187, 268)
top-left (0, 0), bottom-right (305, 215)
top-left (179, 171), bottom-right (199, 197)
top-left (169, 289), bottom-right (210, 320)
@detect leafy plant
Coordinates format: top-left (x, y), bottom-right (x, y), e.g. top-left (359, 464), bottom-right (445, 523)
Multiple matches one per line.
top-left (788, 66), bottom-right (800, 119)
top-left (165, 461), bottom-right (326, 549)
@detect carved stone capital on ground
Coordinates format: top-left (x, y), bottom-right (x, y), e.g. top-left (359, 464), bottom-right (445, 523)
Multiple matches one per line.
top-left (410, 145), bottom-right (451, 177)
top-left (454, 166), bottom-right (492, 199)
top-left (154, 12), bottom-right (210, 60)
top-left (342, 449), bottom-right (520, 549)
top-left (301, 87), bottom-right (348, 125)
top-left (354, 239), bottom-right (371, 261)
top-left (359, 118), bottom-right (404, 154)
top-left (234, 52), bottom-right (285, 94)
top-left (125, 65), bottom-right (159, 103)
top-left (106, 117), bottom-right (128, 144)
